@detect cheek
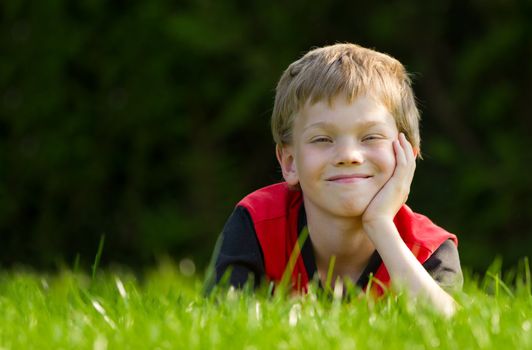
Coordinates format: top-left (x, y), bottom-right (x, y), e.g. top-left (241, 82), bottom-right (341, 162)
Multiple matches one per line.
top-left (296, 149), bottom-right (324, 176)
top-left (373, 145), bottom-right (396, 177)
top-left (385, 151), bottom-right (397, 175)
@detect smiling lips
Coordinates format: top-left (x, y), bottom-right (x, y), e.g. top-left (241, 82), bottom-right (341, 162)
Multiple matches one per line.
top-left (326, 174), bottom-right (372, 183)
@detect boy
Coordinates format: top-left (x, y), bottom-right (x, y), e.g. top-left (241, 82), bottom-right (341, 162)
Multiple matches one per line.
top-left (208, 43), bottom-right (462, 315)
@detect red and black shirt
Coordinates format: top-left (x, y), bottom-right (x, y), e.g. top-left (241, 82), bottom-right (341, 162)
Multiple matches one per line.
top-left (208, 183), bottom-right (463, 293)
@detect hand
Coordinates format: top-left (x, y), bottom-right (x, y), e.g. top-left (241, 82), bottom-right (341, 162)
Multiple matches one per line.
top-left (362, 133), bottom-right (416, 226)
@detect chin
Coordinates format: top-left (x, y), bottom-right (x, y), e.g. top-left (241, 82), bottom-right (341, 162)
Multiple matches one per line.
top-left (330, 191), bottom-right (369, 213)
top-left (335, 200), bottom-right (370, 218)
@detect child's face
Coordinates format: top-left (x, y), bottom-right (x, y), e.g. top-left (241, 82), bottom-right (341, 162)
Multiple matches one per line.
top-left (279, 95), bottom-right (399, 218)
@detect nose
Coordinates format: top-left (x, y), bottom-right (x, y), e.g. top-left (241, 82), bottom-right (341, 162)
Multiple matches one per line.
top-left (334, 140), bottom-right (364, 166)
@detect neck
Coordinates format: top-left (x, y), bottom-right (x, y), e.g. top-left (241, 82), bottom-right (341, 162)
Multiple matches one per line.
top-left (304, 200), bottom-right (376, 282)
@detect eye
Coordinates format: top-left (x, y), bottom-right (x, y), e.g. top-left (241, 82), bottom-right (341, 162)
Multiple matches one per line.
top-left (362, 134), bottom-right (384, 142)
top-left (310, 136), bottom-right (333, 143)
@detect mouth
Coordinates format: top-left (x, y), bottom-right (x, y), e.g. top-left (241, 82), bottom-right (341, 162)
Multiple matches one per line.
top-left (326, 174), bottom-right (372, 183)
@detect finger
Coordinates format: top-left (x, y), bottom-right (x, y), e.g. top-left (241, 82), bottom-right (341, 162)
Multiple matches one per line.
top-left (395, 134), bottom-right (415, 192)
top-left (399, 133), bottom-right (416, 164)
top-left (399, 133), bottom-right (416, 177)
top-left (394, 134), bottom-right (407, 167)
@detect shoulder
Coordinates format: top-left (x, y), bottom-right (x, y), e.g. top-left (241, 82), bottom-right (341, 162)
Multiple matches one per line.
top-left (395, 205), bottom-right (458, 253)
top-left (238, 182), bottom-right (302, 222)
top-left (219, 206), bottom-right (258, 251)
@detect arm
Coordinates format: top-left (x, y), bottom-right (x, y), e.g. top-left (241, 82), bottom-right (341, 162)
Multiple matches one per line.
top-left (362, 133), bottom-right (458, 316)
top-left (364, 219), bottom-right (458, 315)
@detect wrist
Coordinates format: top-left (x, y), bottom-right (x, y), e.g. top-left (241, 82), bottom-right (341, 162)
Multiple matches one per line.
top-left (362, 215), bottom-right (394, 229)
top-left (362, 217), bottom-right (400, 242)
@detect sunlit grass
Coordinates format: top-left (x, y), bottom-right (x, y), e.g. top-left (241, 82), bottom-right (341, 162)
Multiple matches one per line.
top-left (0, 258), bottom-right (530, 349)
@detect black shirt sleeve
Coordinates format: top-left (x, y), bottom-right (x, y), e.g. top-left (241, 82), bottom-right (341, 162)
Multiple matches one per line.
top-left (208, 206), bottom-right (265, 290)
top-left (422, 239), bottom-right (464, 291)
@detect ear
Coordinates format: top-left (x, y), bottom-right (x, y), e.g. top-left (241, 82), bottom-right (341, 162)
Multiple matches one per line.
top-left (413, 147), bottom-right (419, 158)
top-left (276, 144), bottom-right (299, 186)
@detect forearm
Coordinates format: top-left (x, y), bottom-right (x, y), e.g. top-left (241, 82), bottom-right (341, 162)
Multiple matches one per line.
top-left (364, 219), bottom-right (457, 316)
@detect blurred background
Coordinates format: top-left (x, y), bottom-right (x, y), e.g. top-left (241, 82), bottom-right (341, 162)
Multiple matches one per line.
top-left (1, 1), bottom-right (531, 273)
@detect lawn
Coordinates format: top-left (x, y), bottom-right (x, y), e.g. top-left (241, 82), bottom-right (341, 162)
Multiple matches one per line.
top-left (0, 258), bottom-right (530, 349)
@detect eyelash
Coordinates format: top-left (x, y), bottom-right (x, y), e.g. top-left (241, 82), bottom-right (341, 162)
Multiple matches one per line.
top-left (310, 134), bottom-right (385, 144)
top-left (362, 134), bottom-right (384, 142)
top-left (311, 136), bottom-right (332, 143)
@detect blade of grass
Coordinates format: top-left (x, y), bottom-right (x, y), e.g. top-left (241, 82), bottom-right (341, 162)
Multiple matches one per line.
top-left (524, 256), bottom-right (531, 296)
top-left (325, 255), bottom-right (336, 294)
top-left (482, 257), bottom-right (503, 294)
top-left (92, 234), bottom-right (105, 280)
top-left (73, 253), bottom-right (80, 274)
top-left (203, 234), bottom-right (224, 295)
top-left (278, 226), bottom-right (309, 295)
top-left (486, 271), bottom-right (514, 298)
top-left (367, 274), bottom-right (389, 297)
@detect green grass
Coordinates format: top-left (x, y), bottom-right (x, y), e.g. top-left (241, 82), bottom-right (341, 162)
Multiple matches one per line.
top-left (0, 259), bottom-right (530, 349)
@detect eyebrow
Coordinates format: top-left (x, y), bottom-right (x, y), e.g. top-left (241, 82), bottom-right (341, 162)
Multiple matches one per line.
top-left (303, 120), bottom-right (385, 132)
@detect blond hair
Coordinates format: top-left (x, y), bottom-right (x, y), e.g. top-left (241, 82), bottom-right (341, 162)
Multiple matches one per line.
top-left (271, 43), bottom-right (421, 152)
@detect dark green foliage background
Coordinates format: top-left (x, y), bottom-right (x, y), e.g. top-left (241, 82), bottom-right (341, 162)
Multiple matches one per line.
top-left (1, 1), bottom-right (531, 271)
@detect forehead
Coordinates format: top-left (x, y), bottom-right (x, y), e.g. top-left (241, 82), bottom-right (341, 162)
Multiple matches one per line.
top-left (295, 95), bottom-right (396, 131)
